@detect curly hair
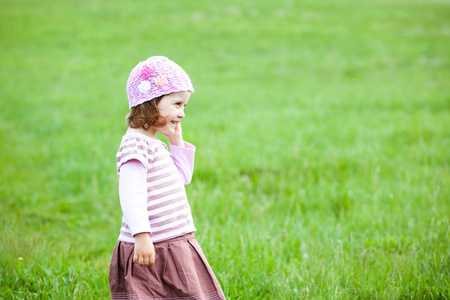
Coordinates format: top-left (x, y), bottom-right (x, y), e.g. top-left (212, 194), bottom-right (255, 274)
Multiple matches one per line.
top-left (126, 96), bottom-right (165, 130)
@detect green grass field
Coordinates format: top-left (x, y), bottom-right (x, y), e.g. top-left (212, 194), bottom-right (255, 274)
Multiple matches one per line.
top-left (1, 0), bottom-right (449, 298)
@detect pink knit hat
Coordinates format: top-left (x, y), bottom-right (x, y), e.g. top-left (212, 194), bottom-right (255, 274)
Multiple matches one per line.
top-left (126, 56), bottom-right (194, 109)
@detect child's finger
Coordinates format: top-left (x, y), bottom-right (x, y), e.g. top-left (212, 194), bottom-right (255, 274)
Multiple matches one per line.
top-left (143, 256), bottom-right (149, 267)
top-left (149, 254), bottom-right (155, 266)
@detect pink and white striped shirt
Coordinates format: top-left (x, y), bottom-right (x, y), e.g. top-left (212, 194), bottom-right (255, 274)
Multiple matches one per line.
top-left (116, 133), bottom-right (196, 243)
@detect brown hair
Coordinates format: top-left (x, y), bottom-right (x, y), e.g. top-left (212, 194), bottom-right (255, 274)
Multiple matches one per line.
top-left (126, 97), bottom-right (164, 130)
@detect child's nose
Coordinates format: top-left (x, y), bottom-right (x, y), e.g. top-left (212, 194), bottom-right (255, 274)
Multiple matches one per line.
top-left (178, 109), bottom-right (185, 119)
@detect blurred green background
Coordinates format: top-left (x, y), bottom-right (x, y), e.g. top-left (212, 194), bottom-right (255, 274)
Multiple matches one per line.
top-left (1, 0), bottom-right (449, 298)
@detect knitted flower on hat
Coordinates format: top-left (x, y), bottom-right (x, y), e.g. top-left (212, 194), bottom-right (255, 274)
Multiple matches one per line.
top-left (126, 56), bottom-right (194, 109)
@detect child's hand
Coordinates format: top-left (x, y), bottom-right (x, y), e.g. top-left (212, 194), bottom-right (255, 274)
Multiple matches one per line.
top-left (165, 122), bottom-right (185, 147)
top-left (133, 233), bottom-right (155, 267)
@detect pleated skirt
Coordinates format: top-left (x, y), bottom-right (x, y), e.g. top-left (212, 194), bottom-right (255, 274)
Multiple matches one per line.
top-left (109, 233), bottom-right (226, 300)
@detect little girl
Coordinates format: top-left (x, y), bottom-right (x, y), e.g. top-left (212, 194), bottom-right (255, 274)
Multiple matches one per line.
top-left (109, 56), bottom-right (226, 300)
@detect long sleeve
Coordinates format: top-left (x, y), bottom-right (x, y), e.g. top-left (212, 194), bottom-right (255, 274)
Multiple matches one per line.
top-left (170, 142), bottom-right (195, 185)
top-left (119, 159), bottom-right (151, 236)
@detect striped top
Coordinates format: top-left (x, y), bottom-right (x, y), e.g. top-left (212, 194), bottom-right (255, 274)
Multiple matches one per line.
top-left (116, 133), bottom-right (196, 243)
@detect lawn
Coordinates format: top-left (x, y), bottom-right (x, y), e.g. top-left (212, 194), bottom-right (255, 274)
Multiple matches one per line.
top-left (0, 0), bottom-right (449, 299)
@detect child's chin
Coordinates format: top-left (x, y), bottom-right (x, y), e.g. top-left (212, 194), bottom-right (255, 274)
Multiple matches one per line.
top-left (160, 128), bottom-right (174, 136)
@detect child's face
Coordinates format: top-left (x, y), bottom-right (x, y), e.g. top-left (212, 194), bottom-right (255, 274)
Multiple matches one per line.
top-left (155, 91), bottom-right (191, 136)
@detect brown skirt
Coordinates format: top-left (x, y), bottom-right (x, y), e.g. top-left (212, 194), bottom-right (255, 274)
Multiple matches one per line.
top-left (109, 233), bottom-right (226, 300)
